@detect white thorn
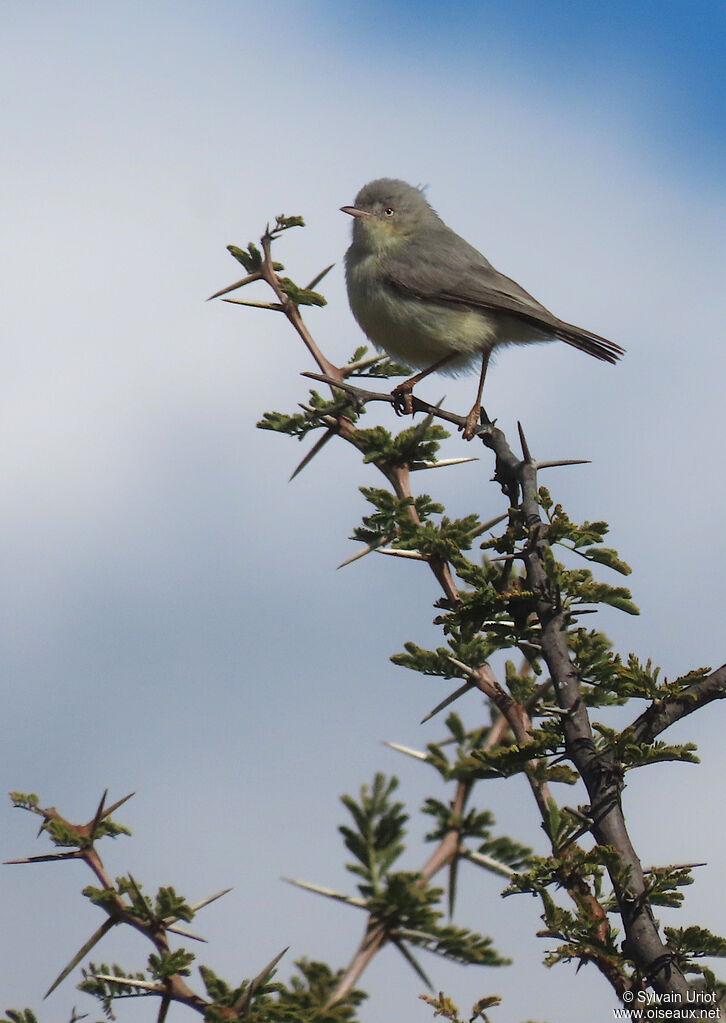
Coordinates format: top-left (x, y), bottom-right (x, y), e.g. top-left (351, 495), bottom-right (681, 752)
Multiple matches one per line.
top-left (377, 548), bottom-right (427, 560)
top-left (383, 741), bottom-right (428, 760)
top-left (411, 457), bottom-right (479, 471)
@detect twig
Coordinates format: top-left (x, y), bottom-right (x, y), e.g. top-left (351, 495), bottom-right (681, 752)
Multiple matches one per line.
top-left (626, 663), bottom-right (726, 744)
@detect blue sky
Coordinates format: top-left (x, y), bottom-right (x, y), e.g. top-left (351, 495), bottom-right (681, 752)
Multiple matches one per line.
top-left (320, 0), bottom-right (725, 182)
top-left (1, 2), bottom-right (725, 1021)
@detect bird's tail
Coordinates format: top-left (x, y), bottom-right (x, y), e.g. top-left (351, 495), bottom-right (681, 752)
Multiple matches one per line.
top-left (555, 321), bottom-right (625, 364)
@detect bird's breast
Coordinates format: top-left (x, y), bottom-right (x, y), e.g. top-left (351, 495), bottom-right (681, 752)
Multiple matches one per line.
top-left (345, 253), bottom-right (496, 371)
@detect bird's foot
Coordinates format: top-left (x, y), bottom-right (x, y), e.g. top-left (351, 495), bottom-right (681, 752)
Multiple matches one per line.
top-left (390, 380), bottom-right (416, 418)
top-left (460, 403), bottom-right (482, 440)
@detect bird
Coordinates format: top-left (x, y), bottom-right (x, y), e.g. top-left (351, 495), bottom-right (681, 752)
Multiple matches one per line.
top-left (342, 178), bottom-right (624, 439)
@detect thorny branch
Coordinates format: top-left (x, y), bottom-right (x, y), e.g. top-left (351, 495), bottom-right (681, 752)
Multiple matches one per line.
top-left (10, 218), bottom-right (720, 1021)
top-left (626, 663), bottom-right (726, 746)
top-left (6, 793), bottom-right (212, 1015)
top-left (212, 224), bottom-right (705, 1010)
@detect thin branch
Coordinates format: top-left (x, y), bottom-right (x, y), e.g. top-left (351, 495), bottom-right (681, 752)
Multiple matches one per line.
top-left (301, 371), bottom-right (486, 437)
top-left (157, 992), bottom-right (172, 1023)
top-left (260, 233), bottom-right (341, 382)
top-left (626, 663), bottom-right (726, 744)
top-left (324, 920), bottom-right (388, 1008)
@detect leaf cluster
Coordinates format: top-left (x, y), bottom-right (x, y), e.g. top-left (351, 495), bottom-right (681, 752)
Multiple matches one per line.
top-left (354, 420), bottom-right (449, 468)
top-left (664, 926), bottom-right (726, 991)
top-left (591, 722), bottom-right (699, 772)
top-left (539, 488), bottom-right (632, 577)
top-left (201, 959), bottom-right (366, 1023)
top-left (79, 962), bottom-right (148, 1017)
top-left (335, 776), bottom-right (506, 979)
top-left (345, 345), bottom-right (412, 379)
top-left (421, 713), bottom-right (504, 784)
top-left (84, 876), bottom-right (194, 925)
top-left (339, 774), bottom-right (407, 891)
top-left (9, 791), bottom-right (131, 847)
top-left (420, 991), bottom-right (502, 1023)
top-left (258, 389), bottom-right (356, 440)
top-left (643, 864), bottom-right (698, 909)
top-left (352, 487), bottom-right (443, 547)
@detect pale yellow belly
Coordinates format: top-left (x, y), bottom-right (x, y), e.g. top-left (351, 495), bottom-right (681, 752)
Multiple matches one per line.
top-left (351, 287), bottom-right (496, 371)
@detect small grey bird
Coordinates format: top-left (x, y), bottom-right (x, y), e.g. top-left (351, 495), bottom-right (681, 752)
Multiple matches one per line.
top-left (342, 178), bottom-right (624, 438)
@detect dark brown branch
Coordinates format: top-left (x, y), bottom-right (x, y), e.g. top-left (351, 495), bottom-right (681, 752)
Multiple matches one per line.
top-left (511, 437), bottom-right (692, 1006)
top-left (301, 371), bottom-right (488, 436)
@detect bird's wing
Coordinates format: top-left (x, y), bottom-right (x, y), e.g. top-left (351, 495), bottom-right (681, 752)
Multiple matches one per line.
top-left (383, 226), bottom-right (624, 363)
top-left (383, 225), bottom-right (555, 319)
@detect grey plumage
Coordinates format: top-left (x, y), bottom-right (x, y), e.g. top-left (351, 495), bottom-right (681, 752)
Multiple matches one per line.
top-left (343, 178), bottom-right (624, 371)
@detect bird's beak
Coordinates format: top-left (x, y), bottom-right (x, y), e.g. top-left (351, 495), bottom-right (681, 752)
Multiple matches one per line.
top-left (340, 205), bottom-right (371, 219)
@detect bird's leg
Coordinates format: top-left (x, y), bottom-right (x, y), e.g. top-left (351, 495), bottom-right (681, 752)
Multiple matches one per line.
top-left (461, 349), bottom-right (491, 440)
top-left (391, 353), bottom-right (457, 417)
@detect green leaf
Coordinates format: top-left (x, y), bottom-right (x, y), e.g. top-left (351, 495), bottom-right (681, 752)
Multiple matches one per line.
top-left (274, 214), bottom-right (306, 231)
top-left (278, 277), bottom-right (327, 307)
top-left (339, 775), bottom-right (407, 890)
top-left (582, 546), bottom-right (632, 575)
top-left (227, 242), bottom-right (262, 273)
top-left (148, 948), bottom-right (195, 979)
top-left (1, 1011), bottom-right (38, 1023)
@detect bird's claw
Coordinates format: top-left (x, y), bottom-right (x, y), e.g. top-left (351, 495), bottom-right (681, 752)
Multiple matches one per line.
top-left (460, 405), bottom-right (482, 440)
top-left (391, 382), bottom-right (415, 418)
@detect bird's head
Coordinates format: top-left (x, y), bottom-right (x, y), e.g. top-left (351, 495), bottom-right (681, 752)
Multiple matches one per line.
top-left (341, 178), bottom-right (439, 254)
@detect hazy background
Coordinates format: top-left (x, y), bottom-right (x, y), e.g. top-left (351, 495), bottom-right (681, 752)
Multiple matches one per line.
top-left (2, 2), bottom-right (725, 1020)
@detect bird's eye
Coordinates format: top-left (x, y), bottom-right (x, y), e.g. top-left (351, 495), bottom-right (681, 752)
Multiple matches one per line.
top-left (384, 207), bottom-right (394, 217)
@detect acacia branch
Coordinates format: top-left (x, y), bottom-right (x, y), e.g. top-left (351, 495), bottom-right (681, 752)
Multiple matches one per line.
top-left (216, 224), bottom-right (708, 1013)
top-left (510, 430), bottom-right (692, 1005)
top-left (626, 663), bottom-right (726, 745)
top-left (10, 798), bottom-right (211, 1015)
top-left (259, 230), bottom-right (341, 383)
top-left (230, 243), bottom-right (626, 1005)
